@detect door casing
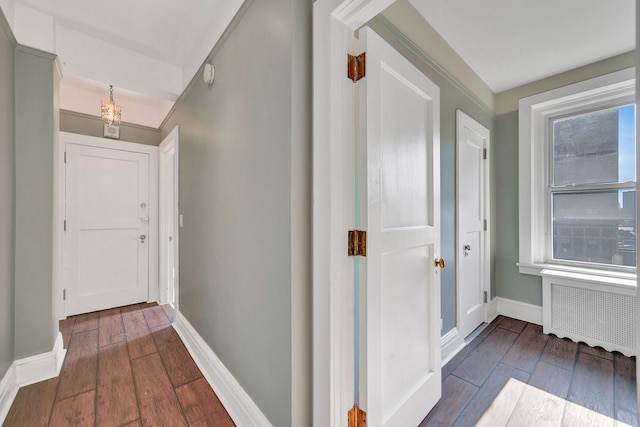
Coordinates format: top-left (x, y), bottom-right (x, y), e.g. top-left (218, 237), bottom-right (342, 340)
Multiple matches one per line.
top-left (159, 126), bottom-right (180, 309)
top-left (313, 1), bottom-right (402, 425)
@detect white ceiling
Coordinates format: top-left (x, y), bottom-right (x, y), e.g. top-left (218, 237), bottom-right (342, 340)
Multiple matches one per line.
top-left (0, 0), bottom-right (635, 126)
top-left (1, 0), bottom-right (244, 127)
top-left (409, 0), bottom-right (635, 93)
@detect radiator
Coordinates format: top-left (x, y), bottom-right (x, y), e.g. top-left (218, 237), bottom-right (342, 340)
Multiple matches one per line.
top-left (541, 269), bottom-right (636, 357)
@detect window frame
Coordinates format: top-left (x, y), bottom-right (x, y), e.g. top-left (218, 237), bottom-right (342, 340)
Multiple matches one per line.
top-left (518, 68), bottom-right (636, 280)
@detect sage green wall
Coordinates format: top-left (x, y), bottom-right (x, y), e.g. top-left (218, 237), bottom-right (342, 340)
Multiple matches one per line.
top-left (369, 17), bottom-right (496, 334)
top-left (494, 112), bottom-right (542, 305)
top-left (159, 0), bottom-right (311, 425)
top-left (60, 110), bottom-right (161, 146)
top-left (14, 46), bottom-right (58, 358)
top-left (0, 8), bottom-right (15, 378)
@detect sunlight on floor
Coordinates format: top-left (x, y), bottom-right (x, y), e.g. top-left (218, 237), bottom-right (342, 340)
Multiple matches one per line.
top-left (477, 378), bottom-right (632, 426)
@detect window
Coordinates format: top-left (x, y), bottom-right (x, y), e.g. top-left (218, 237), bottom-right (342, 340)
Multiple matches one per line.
top-left (550, 105), bottom-right (636, 267)
top-left (518, 69), bottom-right (636, 277)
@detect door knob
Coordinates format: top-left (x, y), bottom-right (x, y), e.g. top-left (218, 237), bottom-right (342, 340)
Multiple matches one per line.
top-left (435, 258), bottom-right (445, 268)
top-left (140, 234), bottom-right (147, 243)
top-left (464, 244), bottom-right (471, 251)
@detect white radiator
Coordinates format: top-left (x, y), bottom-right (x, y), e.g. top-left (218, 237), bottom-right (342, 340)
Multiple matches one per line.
top-left (541, 269), bottom-right (636, 357)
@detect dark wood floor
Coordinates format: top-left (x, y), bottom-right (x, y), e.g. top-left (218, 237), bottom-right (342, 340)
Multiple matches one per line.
top-left (421, 315), bottom-right (638, 427)
top-left (3, 303), bottom-right (235, 427)
top-left (3, 310), bottom-right (637, 426)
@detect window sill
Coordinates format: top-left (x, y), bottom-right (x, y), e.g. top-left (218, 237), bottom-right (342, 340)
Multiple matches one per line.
top-left (517, 262), bottom-right (636, 290)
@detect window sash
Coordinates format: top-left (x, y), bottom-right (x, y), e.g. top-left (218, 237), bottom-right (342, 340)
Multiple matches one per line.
top-left (546, 187), bottom-right (636, 271)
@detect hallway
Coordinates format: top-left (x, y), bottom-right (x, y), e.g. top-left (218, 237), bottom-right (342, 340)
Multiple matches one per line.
top-left (3, 303), bottom-right (234, 426)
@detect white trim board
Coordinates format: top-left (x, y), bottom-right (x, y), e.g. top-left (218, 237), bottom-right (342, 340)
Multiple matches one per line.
top-left (172, 311), bottom-right (271, 427)
top-left (0, 365), bottom-right (18, 424)
top-left (0, 332), bottom-right (66, 424)
top-left (496, 297), bottom-right (543, 325)
top-left (486, 297), bottom-right (499, 324)
top-left (441, 328), bottom-right (465, 367)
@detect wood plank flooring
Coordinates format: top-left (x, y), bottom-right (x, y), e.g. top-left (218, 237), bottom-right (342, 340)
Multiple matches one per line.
top-left (422, 316), bottom-right (638, 427)
top-left (3, 303), bottom-right (235, 427)
top-left (4, 311), bottom-right (637, 426)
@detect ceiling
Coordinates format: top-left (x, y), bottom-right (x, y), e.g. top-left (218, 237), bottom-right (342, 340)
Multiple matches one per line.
top-left (0, 0), bottom-right (635, 127)
top-left (1, 0), bottom-right (244, 127)
top-left (408, 0), bottom-right (635, 93)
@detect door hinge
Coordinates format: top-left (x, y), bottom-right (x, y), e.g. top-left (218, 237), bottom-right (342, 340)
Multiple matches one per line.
top-left (348, 230), bottom-right (367, 257)
top-left (63, 220), bottom-right (66, 231)
top-left (483, 148), bottom-right (487, 160)
top-left (483, 219), bottom-right (487, 231)
top-left (63, 289), bottom-right (66, 300)
top-left (347, 52), bottom-right (366, 83)
top-left (348, 405), bottom-right (366, 427)
top-left (64, 151), bottom-right (67, 163)
top-left (484, 291), bottom-right (488, 304)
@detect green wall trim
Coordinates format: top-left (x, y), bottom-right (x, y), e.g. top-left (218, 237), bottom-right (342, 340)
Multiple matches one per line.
top-left (370, 15), bottom-right (496, 119)
top-left (61, 109), bottom-right (161, 132)
top-left (15, 44), bottom-right (57, 61)
top-left (60, 110), bottom-right (161, 146)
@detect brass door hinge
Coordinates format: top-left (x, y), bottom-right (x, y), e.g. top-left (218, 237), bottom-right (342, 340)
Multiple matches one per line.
top-left (348, 230), bottom-right (367, 257)
top-left (348, 405), bottom-right (366, 427)
top-left (348, 53), bottom-right (366, 83)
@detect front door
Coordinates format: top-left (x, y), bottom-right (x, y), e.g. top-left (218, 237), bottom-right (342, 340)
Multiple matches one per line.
top-left (359, 27), bottom-right (442, 426)
top-left (456, 110), bottom-right (489, 339)
top-left (65, 139), bottom-right (153, 315)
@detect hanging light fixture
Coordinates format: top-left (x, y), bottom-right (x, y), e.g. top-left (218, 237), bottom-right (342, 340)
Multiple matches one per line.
top-left (101, 85), bottom-right (122, 126)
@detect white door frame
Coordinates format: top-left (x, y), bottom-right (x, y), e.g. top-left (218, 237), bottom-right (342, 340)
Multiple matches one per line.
top-left (57, 132), bottom-right (159, 317)
top-left (313, 1), bottom-right (397, 425)
top-left (455, 110), bottom-right (491, 337)
top-left (159, 126), bottom-right (180, 309)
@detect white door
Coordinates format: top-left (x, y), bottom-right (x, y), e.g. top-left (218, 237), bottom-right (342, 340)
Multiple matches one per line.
top-left (456, 110), bottom-right (490, 339)
top-left (359, 27), bottom-right (442, 427)
top-left (159, 126), bottom-right (179, 308)
top-left (65, 141), bottom-right (152, 315)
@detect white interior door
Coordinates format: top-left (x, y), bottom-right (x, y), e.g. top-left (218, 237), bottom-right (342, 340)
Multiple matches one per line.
top-left (359, 27), bottom-right (442, 427)
top-left (65, 141), bottom-right (152, 316)
top-left (159, 126), bottom-right (179, 308)
top-left (456, 110), bottom-right (490, 339)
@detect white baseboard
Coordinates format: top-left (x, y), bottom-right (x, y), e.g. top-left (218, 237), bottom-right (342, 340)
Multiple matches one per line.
top-left (496, 297), bottom-right (542, 325)
top-left (486, 297), bottom-right (499, 324)
top-left (0, 364), bottom-right (18, 424)
top-left (15, 332), bottom-right (66, 387)
top-left (441, 328), bottom-right (465, 366)
top-left (173, 311), bottom-right (272, 427)
top-left (0, 332), bottom-right (66, 424)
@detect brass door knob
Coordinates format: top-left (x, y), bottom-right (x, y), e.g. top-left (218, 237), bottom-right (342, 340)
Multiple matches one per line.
top-left (435, 258), bottom-right (445, 268)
